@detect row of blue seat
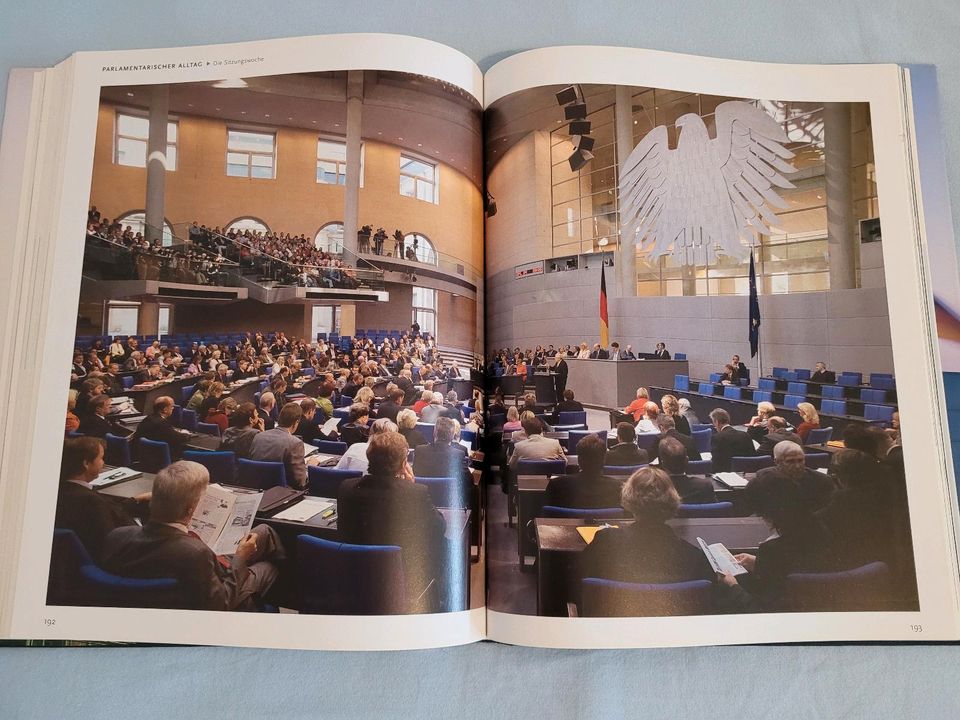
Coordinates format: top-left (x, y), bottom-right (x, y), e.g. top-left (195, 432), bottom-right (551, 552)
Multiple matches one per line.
top-left (771, 367), bottom-right (896, 390)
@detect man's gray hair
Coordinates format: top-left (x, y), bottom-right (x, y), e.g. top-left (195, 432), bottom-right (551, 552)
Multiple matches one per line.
top-left (259, 391), bottom-right (275, 408)
top-left (396, 408), bottom-right (418, 430)
top-left (774, 439), bottom-right (804, 461)
top-left (445, 390), bottom-right (458, 403)
top-left (369, 418), bottom-right (398, 436)
top-left (434, 416), bottom-right (460, 444)
top-left (431, 392), bottom-right (444, 404)
top-left (150, 461), bottom-right (209, 523)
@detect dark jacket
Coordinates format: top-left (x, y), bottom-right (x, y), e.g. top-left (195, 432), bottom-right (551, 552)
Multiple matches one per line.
top-left (412, 442), bottom-right (469, 480)
top-left (604, 443), bottom-right (649, 467)
top-left (668, 473), bottom-right (718, 505)
top-left (757, 430), bottom-right (803, 456)
top-left (710, 426), bottom-right (756, 472)
top-left (544, 471), bottom-right (624, 509)
top-left (218, 426), bottom-right (259, 459)
top-left (650, 429), bottom-right (700, 463)
top-left (132, 413), bottom-right (189, 456)
top-left (54, 481), bottom-right (138, 560)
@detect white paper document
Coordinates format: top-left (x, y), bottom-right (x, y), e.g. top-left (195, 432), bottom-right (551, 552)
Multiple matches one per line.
top-left (91, 467), bottom-right (141, 488)
top-left (320, 416), bottom-right (341, 436)
top-left (189, 484), bottom-right (263, 555)
top-left (272, 497), bottom-right (335, 523)
top-left (698, 537), bottom-right (748, 576)
top-left (713, 472), bottom-right (749, 488)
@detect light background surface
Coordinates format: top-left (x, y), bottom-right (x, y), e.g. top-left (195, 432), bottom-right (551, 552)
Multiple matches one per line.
top-left (2, 0), bottom-right (960, 716)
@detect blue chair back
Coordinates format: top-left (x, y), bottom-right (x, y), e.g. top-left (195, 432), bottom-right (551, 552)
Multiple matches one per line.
top-left (309, 439), bottom-right (348, 455)
top-left (687, 459), bottom-right (712, 475)
top-left (602, 464), bottom-right (647, 475)
top-left (840, 371), bottom-right (863, 384)
top-left (690, 423), bottom-right (713, 434)
top-left (636, 432), bottom-right (661, 450)
top-left (677, 501), bottom-right (734, 518)
top-left (860, 388), bottom-right (886, 403)
top-left (758, 378), bottom-right (777, 391)
top-left (301, 367), bottom-right (316, 377)
top-left (708, 373), bottom-right (723, 383)
top-left (674, 375), bottom-right (690, 391)
top-left (872, 377), bottom-right (896, 391)
top-left (137, 438), bottom-right (172, 472)
top-left (296, 535), bottom-right (406, 615)
top-left (541, 505), bottom-right (628, 519)
top-left (804, 452), bottom-right (831, 469)
top-left (752, 390), bottom-right (773, 403)
top-left (104, 433), bottom-right (132, 467)
top-left (674, 352), bottom-right (687, 360)
top-left (787, 381), bottom-right (808, 395)
top-left (697, 382), bottom-right (715, 395)
top-left (580, 578), bottom-right (713, 617)
top-left (197, 422), bottom-right (221, 437)
top-left (182, 450), bottom-right (236, 485)
top-left (864, 404), bottom-right (894, 422)
top-left (180, 408), bottom-right (198, 432)
top-left (722, 385), bottom-right (742, 400)
top-left (558, 411), bottom-right (587, 427)
top-left (460, 429), bottom-right (478, 449)
top-left (415, 476), bottom-right (471, 508)
top-left (566, 429), bottom-right (599, 453)
top-left (805, 427), bottom-right (834, 445)
top-left (783, 561), bottom-right (891, 612)
top-left (236, 458), bottom-right (287, 490)
top-left (333, 408), bottom-right (350, 420)
top-left (180, 384), bottom-right (196, 405)
top-left (821, 385), bottom-right (845, 399)
top-left (516, 459), bottom-right (566, 476)
top-left (307, 466), bottom-right (361, 499)
top-left (795, 368), bottom-right (811, 380)
top-left (783, 394), bottom-right (804, 409)
top-left (730, 455), bottom-right (774, 473)
top-left (121, 375), bottom-right (135, 390)
top-left (415, 423), bottom-right (436, 443)
top-left (821, 399), bottom-right (847, 416)
top-left (838, 375), bottom-right (860, 387)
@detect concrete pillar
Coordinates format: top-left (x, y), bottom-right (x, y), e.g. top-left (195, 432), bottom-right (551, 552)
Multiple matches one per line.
top-left (614, 86), bottom-right (637, 300)
top-left (824, 102), bottom-right (857, 290)
top-left (138, 300), bottom-right (159, 336)
top-left (145, 85), bottom-right (169, 246)
top-left (339, 303), bottom-right (356, 337)
top-left (342, 71), bottom-right (363, 260)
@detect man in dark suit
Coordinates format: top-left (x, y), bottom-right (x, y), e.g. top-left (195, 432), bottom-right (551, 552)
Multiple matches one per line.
top-left (809, 361), bottom-right (837, 384)
top-left (55, 437), bottom-right (144, 560)
top-left (650, 415), bottom-right (701, 462)
top-left (731, 354), bottom-right (748, 384)
top-left (654, 342), bottom-right (671, 360)
top-left (412, 417), bottom-right (471, 485)
top-left (545, 434), bottom-right (623, 509)
top-left (554, 390), bottom-right (585, 418)
top-left (376, 388), bottom-right (405, 425)
top-left (604, 423), bottom-right (649, 467)
top-left (132, 396), bottom-right (190, 458)
top-left (338, 431), bottom-right (447, 610)
top-left (747, 440), bottom-right (837, 516)
top-left (589, 343), bottom-right (610, 359)
top-left (395, 369), bottom-right (418, 406)
top-left (756, 416), bottom-right (802, 455)
top-left (339, 403), bottom-right (371, 447)
top-left (249, 402), bottom-right (310, 490)
top-left (77, 394), bottom-right (117, 438)
top-left (658, 436), bottom-right (717, 504)
top-left (552, 354), bottom-right (569, 399)
top-left (100, 460), bottom-right (283, 611)
top-left (709, 408), bottom-right (756, 472)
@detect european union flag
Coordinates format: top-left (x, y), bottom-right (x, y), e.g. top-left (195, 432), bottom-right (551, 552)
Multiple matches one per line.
top-left (749, 250), bottom-right (761, 358)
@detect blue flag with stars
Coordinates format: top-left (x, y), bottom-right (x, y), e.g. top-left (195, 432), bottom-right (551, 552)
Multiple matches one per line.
top-left (749, 250), bottom-right (761, 358)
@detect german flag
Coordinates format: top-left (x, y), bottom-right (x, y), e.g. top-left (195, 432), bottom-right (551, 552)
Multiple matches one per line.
top-left (599, 263), bottom-right (609, 348)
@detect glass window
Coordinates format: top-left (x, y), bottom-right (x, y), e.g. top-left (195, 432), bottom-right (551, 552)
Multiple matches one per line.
top-left (225, 217), bottom-right (270, 235)
top-left (312, 305), bottom-right (338, 338)
top-left (226, 129), bottom-right (275, 179)
top-left (412, 286), bottom-right (437, 338)
top-left (402, 233), bottom-right (437, 265)
top-left (158, 306), bottom-right (171, 336)
top-left (316, 139), bottom-right (364, 186)
top-left (400, 155), bottom-right (438, 203)
top-left (106, 303), bottom-right (139, 337)
top-left (115, 212), bottom-right (175, 246)
top-left (315, 223), bottom-right (344, 253)
top-left (115, 112), bottom-right (177, 170)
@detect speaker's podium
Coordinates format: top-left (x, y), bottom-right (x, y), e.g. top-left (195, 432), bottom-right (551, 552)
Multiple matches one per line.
top-left (565, 358), bottom-right (690, 408)
top-left (533, 371), bottom-right (559, 405)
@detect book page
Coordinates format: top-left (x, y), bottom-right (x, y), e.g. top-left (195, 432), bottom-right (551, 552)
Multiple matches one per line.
top-left (3, 33), bottom-right (486, 651)
top-left (481, 46), bottom-right (960, 648)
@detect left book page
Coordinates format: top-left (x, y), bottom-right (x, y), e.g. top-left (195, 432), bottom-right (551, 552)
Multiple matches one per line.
top-left (0, 33), bottom-right (487, 650)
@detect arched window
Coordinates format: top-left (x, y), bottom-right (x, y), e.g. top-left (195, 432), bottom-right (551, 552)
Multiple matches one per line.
top-left (116, 211), bottom-right (175, 246)
top-left (225, 217), bottom-right (270, 235)
top-left (315, 222), bottom-right (344, 254)
top-left (403, 232), bottom-right (438, 265)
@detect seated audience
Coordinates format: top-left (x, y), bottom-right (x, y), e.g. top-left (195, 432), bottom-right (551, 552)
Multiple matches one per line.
top-left (218, 402), bottom-right (263, 459)
top-left (339, 403), bottom-right (371, 447)
top-left (809, 361), bottom-right (836, 384)
top-left (413, 417), bottom-right (471, 485)
top-left (709, 408), bottom-right (755, 472)
top-left (205, 397), bottom-right (237, 434)
top-left (377, 388), bottom-right (405, 424)
top-left (623, 387), bottom-right (650, 422)
top-left (258, 391), bottom-right (277, 430)
top-left (756, 416), bottom-right (801, 455)
top-left (100, 461), bottom-right (284, 611)
top-left (605, 423), bottom-right (650, 467)
top-left (66, 389), bottom-right (80, 434)
top-left (747, 441), bottom-right (836, 516)
top-left (657, 436), bottom-right (716, 504)
top-left (677, 397), bottom-right (700, 426)
top-left (185, 380), bottom-right (210, 414)
top-left (653, 342), bottom-right (670, 359)
top-left (544, 434), bottom-right (622, 509)
top-left (197, 382), bottom-right (226, 422)
top-left (659, 394), bottom-right (690, 437)
top-left (78, 394), bottom-right (116, 438)
top-left (132, 397), bottom-right (190, 457)
top-left (650, 415), bottom-right (700, 463)
top-left (746, 401), bottom-right (777, 441)
top-left (397, 408), bottom-right (430, 448)
top-left (336, 418), bottom-right (397, 473)
top-left (555, 389), bottom-right (585, 414)
top-left (581, 467), bottom-right (715, 586)
top-left (507, 416), bottom-right (564, 473)
top-left (501, 406), bottom-right (522, 433)
top-left (412, 389), bottom-right (433, 416)
top-left (795, 402), bottom-right (820, 443)
top-left (75, 378), bottom-right (107, 419)
top-left (338, 431), bottom-right (447, 610)
top-left (293, 397), bottom-right (338, 445)
top-left (635, 401), bottom-right (661, 434)
top-left (442, 391), bottom-right (466, 424)
top-left (248, 403), bottom-right (310, 490)
top-left (54, 437), bottom-right (145, 560)
top-left (419, 392), bottom-right (447, 424)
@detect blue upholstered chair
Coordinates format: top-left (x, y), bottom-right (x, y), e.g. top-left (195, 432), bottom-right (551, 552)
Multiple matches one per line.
top-left (804, 452), bottom-right (831, 470)
top-left (782, 561), bottom-right (891, 612)
top-left (723, 385), bottom-right (742, 400)
top-left (730, 455), bottom-right (774, 473)
top-left (179, 408), bottom-right (198, 432)
top-left (864, 404), bottom-right (895, 422)
top-left (236, 458), bottom-right (287, 490)
top-left (307, 466), bottom-right (361, 499)
top-left (821, 385), bottom-right (845, 399)
top-left (677, 502), bottom-right (734, 518)
top-left (196, 422), bottom-right (221, 437)
top-left (820, 399), bottom-right (848, 416)
top-left (752, 390), bottom-right (773, 403)
top-left (308, 439), bottom-right (348, 455)
top-left (636, 433), bottom-right (661, 451)
top-left (541, 505), bottom-right (628, 519)
top-left (415, 422), bottom-right (436, 443)
top-left (860, 388), bottom-right (886, 403)
top-left (580, 578), bottom-right (713, 617)
top-left (558, 411), bottom-right (587, 428)
top-left (180, 384), bottom-right (196, 405)
top-left (415, 476), bottom-right (471, 508)
top-left (602, 464), bottom-right (647, 475)
top-left (121, 375), bottom-right (135, 390)
top-left (674, 375), bottom-right (690, 391)
top-left (104, 433), bottom-right (132, 467)
top-left (182, 450), bottom-right (236, 486)
top-left (783, 394), bottom-right (804, 409)
top-left (687, 459), bottom-right (712, 475)
top-left (804, 427), bottom-right (834, 445)
top-left (137, 438), bottom-right (171, 472)
top-left (296, 535), bottom-right (407, 615)
top-left (758, 378), bottom-right (777, 392)
top-left (787, 381), bottom-right (808, 395)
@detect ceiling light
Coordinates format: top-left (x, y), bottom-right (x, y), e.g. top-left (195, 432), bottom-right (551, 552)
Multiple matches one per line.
top-left (187, 103), bottom-right (194, 108)
top-left (213, 78), bottom-right (248, 89)
top-left (240, 111), bottom-right (246, 115)
top-left (265, 114), bottom-right (270, 118)
top-left (398, 137), bottom-right (403, 141)
top-left (126, 92), bottom-right (134, 97)
top-left (215, 107), bottom-right (221, 111)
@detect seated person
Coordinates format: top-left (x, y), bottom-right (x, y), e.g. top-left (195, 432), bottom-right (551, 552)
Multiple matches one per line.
top-left (545, 434), bottom-right (622, 509)
top-left (418, 392), bottom-right (447, 424)
top-left (795, 402), bottom-right (821, 444)
top-left (656, 436), bottom-right (716, 504)
top-left (756, 416), bottom-right (802, 456)
top-left (678, 397), bottom-right (700, 426)
top-left (441, 391), bottom-right (466, 424)
top-left (339, 403), bottom-right (371, 447)
top-left (218, 402), bottom-right (263, 459)
top-left (809, 361), bottom-right (836, 384)
top-left (588, 343), bottom-right (609, 359)
top-left (54, 437), bottom-right (146, 560)
top-left (501, 406), bottom-right (522, 433)
top-left (555, 389), bottom-right (585, 415)
top-left (719, 363), bottom-right (738, 385)
top-left (659, 394), bottom-right (691, 437)
top-left (412, 389), bottom-right (434, 417)
top-left (412, 417), bottom-right (471, 486)
top-left (77, 394), bottom-right (117, 438)
top-left (248, 402), bottom-right (310, 490)
top-left (653, 342), bottom-right (670, 359)
top-left (745, 401), bottom-right (777, 441)
top-left (581, 467), bottom-right (715, 587)
top-left (294, 397), bottom-right (339, 445)
top-left (746, 441), bottom-right (836, 516)
top-left (185, 380), bottom-right (211, 414)
top-left (257, 392), bottom-right (277, 431)
top-left (66, 389), bottom-right (80, 434)
top-left (336, 418), bottom-right (398, 473)
top-left (649, 415), bottom-right (700, 463)
top-left (397, 408), bottom-right (430, 448)
top-left (709, 408), bottom-right (756, 472)
top-left (338, 430), bottom-right (447, 610)
top-left (100, 461), bottom-right (284, 611)
top-left (377, 388), bottom-right (405, 424)
top-left (132, 396), bottom-right (189, 458)
top-left (635, 401), bottom-right (661, 434)
top-left (75, 377), bottom-right (107, 417)
top-left (624, 389), bottom-right (651, 423)
top-left (621, 344), bottom-right (637, 360)
top-left (205, 397), bottom-right (237, 435)
top-left (605, 422), bottom-right (650, 467)
top-left (507, 416), bottom-right (564, 473)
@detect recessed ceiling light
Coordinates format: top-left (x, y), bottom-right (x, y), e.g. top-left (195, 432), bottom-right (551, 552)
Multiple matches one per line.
top-left (312, 120), bottom-right (317, 124)
top-left (334, 123), bottom-right (339, 127)
top-left (265, 114), bottom-right (270, 118)
top-left (213, 78), bottom-right (248, 89)
top-left (377, 131), bottom-right (382, 135)
top-left (241, 111), bottom-right (246, 115)
top-left (215, 107), bottom-right (221, 111)
top-left (398, 137), bottom-right (403, 141)
top-left (126, 92), bottom-right (134, 97)
top-left (187, 103), bottom-right (193, 108)
top-left (287, 116), bottom-right (292, 120)
top-left (417, 143), bottom-right (422, 147)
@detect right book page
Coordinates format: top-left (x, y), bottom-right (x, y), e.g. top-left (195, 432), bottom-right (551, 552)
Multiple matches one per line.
top-left (480, 46), bottom-right (960, 647)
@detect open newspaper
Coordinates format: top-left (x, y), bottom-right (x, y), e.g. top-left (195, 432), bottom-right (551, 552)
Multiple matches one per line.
top-left (0, 33), bottom-right (959, 651)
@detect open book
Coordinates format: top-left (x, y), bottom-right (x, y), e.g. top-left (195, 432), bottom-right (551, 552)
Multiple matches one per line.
top-left (1, 32), bottom-right (959, 651)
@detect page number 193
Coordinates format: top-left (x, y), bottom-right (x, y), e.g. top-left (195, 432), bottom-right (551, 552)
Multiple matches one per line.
top-left (910, 624), bottom-right (923, 633)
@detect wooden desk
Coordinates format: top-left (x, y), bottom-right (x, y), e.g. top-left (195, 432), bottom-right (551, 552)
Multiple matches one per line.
top-left (127, 376), bottom-right (196, 413)
top-left (566, 357), bottom-right (690, 407)
top-left (534, 516), bottom-right (771, 616)
top-left (223, 378), bottom-right (260, 406)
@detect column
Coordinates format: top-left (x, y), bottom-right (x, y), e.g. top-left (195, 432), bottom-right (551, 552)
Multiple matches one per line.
top-left (342, 71), bottom-right (363, 259)
top-left (339, 303), bottom-right (357, 337)
top-left (144, 85), bottom-right (169, 246)
top-left (614, 86), bottom-right (637, 299)
top-left (824, 102), bottom-right (857, 290)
